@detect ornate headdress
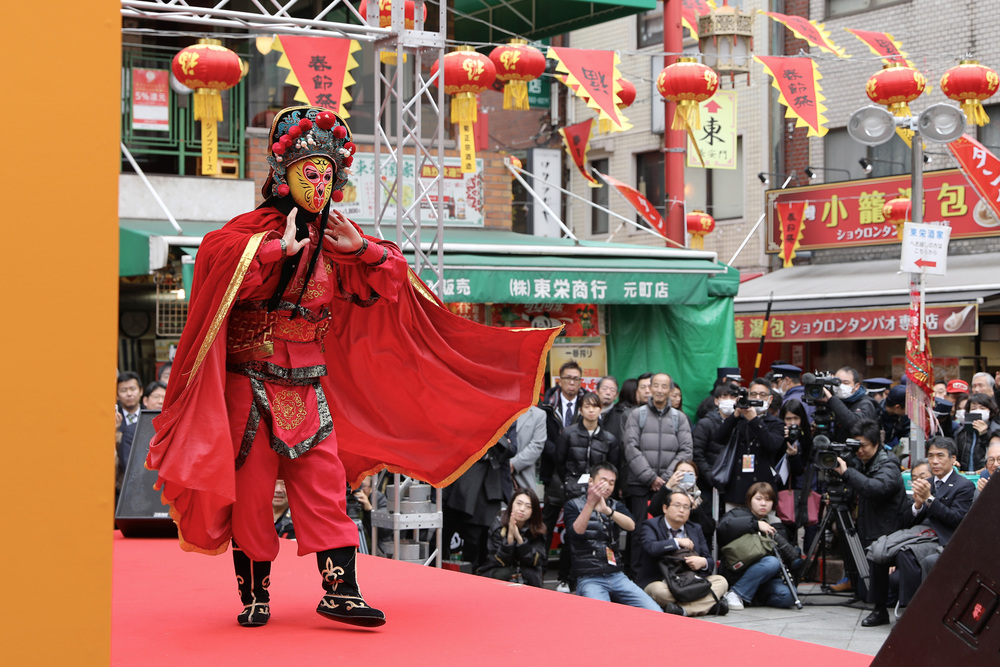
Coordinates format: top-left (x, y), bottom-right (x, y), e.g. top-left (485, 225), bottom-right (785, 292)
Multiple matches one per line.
top-left (263, 105), bottom-right (357, 200)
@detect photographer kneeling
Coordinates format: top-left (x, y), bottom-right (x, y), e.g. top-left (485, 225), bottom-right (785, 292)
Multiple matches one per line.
top-left (828, 419), bottom-right (907, 599)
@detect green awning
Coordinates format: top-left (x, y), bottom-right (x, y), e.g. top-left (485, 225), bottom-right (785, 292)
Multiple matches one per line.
top-left (402, 228), bottom-right (734, 305)
top-left (453, 0), bottom-right (656, 43)
top-left (119, 219), bottom-right (225, 276)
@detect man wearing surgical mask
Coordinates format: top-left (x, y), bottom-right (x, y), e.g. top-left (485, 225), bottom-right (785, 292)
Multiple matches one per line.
top-left (692, 383), bottom-right (741, 495)
top-left (815, 366), bottom-right (878, 444)
top-left (711, 378), bottom-right (785, 512)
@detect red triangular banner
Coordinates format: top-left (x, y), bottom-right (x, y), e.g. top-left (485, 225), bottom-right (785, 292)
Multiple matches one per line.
top-left (948, 135), bottom-right (1000, 223)
top-left (755, 55), bottom-right (828, 137)
top-left (275, 36), bottom-right (360, 115)
top-left (559, 119), bottom-right (600, 187)
top-left (777, 200), bottom-right (809, 267)
top-left (844, 29), bottom-right (907, 65)
top-left (548, 47), bottom-right (630, 132)
top-left (599, 172), bottom-right (667, 237)
top-left (680, 0), bottom-right (713, 39)
top-left (761, 11), bottom-right (849, 58)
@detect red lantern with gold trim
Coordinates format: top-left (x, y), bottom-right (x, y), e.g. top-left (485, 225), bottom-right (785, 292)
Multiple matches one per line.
top-left (686, 210), bottom-right (715, 249)
top-left (940, 59), bottom-right (999, 127)
top-left (883, 197), bottom-right (911, 239)
top-left (489, 40), bottom-right (546, 111)
top-left (432, 47), bottom-right (496, 173)
top-left (359, 0), bottom-right (426, 65)
top-left (657, 58), bottom-right (719, 130)
top-left (172, 39), bottom-right (246, 175)
top-left (866, 63), bottom-right (926, 117)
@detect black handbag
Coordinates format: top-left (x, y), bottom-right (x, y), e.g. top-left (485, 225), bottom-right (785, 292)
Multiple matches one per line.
top-left (658, 548), bottom-right (713, 603)
top-left (708, 431), bottom-right (738, 489)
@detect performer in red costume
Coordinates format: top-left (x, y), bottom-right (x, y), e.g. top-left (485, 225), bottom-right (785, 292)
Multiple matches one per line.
top-left (147, 106), bottom-right (558, 628)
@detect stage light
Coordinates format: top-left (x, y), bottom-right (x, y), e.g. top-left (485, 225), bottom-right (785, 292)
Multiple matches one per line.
top-left (918, 103), bottom-right (967, 143)
top-left (847, 105), bottom-right (896, 146)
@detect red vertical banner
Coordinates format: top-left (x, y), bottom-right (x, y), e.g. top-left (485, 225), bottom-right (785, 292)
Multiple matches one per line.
top-left (559, 119), bottom-right (600, 187)
top-left (755, 55), bottom-right (828, 137)
top-left (274, 36), bottom-right (361, 116)
top-left (777, 201), bottom-right (809, 267)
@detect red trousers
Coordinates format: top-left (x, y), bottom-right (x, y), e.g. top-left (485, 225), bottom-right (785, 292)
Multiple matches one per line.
top-left (226, 371), bottom-right (358, 562)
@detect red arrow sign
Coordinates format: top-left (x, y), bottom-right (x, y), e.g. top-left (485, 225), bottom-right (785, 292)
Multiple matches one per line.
top-left (704, 99), bottom-right (721, 113)
top-left (914, 258), bottom-right (937, 268)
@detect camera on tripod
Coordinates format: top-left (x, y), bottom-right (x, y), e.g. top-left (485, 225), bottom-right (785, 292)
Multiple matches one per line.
top-left (801, 371), bottom-right (841, 404)
top-left (734, 386), bottom-right (764, 410)
top-left (812, 434), bottom-right (862, 471)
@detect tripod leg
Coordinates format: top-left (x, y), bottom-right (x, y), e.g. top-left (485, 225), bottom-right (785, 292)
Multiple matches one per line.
top-left (777, 557), bottom-right (803, 609)
top-left (801, 498), bottom-right (834, 586)
top-left (835, 508), bottom-right (870, 592)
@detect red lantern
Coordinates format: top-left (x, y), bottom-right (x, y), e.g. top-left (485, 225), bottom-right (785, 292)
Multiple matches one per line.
top-left (359, 0), bottom-right (426, 65)
top-left (940, 59), bottom-right (999, 126)
top-left (882, 197), bottom-right (911, 240)
top-left (686, 210), bottom-right (716, 249)
top-left (172, 39), bottom-right (246, 175)
top-left (866, 63), bottom-right (926, 117)
top-left (657, 58), bottom-right (718, 131)
top-left (598, 77), bottom-right (636, 134)
top-left (432, 47), bottom-right (496, 173)
top-left (489, 40), bottom-right (546, 111)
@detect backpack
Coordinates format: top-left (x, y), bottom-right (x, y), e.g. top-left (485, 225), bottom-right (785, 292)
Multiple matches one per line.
top-left (636, 405), bottom-right (680, 434)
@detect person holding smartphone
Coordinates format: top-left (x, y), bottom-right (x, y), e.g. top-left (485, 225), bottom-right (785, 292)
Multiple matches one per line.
top-left (665, 459), bottom-right (715, 549)
top-left (975, 439), bottom-right (1000, 501)
top-left (955, 393), bottom-right (1000, 472)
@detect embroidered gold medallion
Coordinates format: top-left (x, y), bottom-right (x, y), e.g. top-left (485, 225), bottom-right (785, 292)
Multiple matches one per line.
top-left (272, 389), bottom-right (307, 430)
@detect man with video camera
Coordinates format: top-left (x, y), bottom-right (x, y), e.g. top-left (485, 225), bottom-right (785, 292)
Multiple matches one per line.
top-left (827, 419), bottom-right (907, 597)
top-left (805, 366), bottom-right (878, 444)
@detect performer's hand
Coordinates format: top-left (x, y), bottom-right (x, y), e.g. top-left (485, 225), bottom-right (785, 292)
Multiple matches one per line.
top-left (283, 208), bottom-right (309, 256)
top-left (323, 209), bottom-right (363, 254)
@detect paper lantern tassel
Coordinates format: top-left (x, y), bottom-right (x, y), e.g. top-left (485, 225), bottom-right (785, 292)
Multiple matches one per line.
top-left (451, 93), bottom-right (479, 124)
top-left (503, 80), bottom-right (529, 111)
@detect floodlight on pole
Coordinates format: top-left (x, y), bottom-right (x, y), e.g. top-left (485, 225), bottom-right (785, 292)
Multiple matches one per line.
top-left (805, 166), bottom-right (852, 181)
top-left (847, 100), bottom-right (966, 465)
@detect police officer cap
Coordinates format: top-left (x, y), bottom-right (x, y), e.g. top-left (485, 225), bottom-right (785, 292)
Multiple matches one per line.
top-left (932, 396), bottom-right (954, 415)
top-left (770, 363), bottom-right (802, 379)
top-left (885, 385), bottom-right (906, 407)
top-left (863, 377), bottom-right (892, 393)
top-left (717, 366), bottom-right (742, 381)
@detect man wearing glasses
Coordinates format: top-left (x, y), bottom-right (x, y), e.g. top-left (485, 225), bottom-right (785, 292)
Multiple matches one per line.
top-left (712, 377), bottom-right (784, 513)
top-left (540, 360), bottom-right (588, 592)
top-left (636, 488), bottom-right (730, 616)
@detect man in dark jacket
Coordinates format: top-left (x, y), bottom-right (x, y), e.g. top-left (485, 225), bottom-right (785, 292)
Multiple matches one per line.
top-left (692, 383), bottom-right (740, 495)
top-left (563, 462), bottom-right (660, 611)
top-left (862, 436), bottom-right (975, 627)
top-left (636, 489), bottom-right (729, 616)
top-left (713, 378), bottom-right (784, 510)
top-left (815, 366), bottom-right (879, 444)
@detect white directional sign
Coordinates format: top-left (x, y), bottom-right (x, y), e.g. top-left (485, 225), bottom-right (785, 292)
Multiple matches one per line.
top-left (900, 222), bottom-right (950, 275)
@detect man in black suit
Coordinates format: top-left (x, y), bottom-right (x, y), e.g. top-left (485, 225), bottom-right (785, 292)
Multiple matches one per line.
top-left (539, 360), bottom-right (587, 592)
top-left (863, 436), bottom-right (975, 627)
top-left (115, 371), bottom-right (143, 476)
top-left (635, 488), bottom-right (729, 617)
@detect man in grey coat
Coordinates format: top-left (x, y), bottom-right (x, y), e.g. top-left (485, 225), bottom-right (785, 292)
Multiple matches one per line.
top-left (622, 372), bottom-right (693, 573)
top-left (511, 405), bottom-right (546, 493)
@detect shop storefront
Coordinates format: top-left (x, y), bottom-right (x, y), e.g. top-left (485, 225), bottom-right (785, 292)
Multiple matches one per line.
top-left (736, 170), bottom-right (1000, 381)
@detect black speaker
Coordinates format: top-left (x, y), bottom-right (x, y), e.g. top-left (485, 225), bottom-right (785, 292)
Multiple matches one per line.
top-left (872, 473), bottom-right (1000, 665)
top-left (115, 410), bottom-right (177, 538)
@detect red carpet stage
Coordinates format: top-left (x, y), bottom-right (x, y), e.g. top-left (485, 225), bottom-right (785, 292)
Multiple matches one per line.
top-left (113, 533), bottom-right (872, 665)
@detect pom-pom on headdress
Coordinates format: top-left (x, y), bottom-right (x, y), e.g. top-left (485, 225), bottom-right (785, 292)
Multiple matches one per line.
top-left (263, 105), bottom-right (358, 201)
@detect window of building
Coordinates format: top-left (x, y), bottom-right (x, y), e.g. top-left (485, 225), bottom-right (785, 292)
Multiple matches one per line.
top-left (637, 2), bottom-right (664, 49)
top-left (592, 158), bottom-right (610, 234)
top-left (826, 0), bottom-right (909, 19)
top-left (636, 150), bottom-right (666, 227)
top-left (978, 102), bottom-right (1000, 154)
top-left (823, 128), bottom-right (876, 181)
top-left (684, 136), bottom-right (744, 220)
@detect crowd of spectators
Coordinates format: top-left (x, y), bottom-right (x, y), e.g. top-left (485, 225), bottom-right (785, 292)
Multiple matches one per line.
top-left (116, 359), bottom-right (999, 626)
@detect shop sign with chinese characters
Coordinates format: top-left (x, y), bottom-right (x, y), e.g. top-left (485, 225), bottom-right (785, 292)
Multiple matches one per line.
top-left (490, 303), bottom-right (605, 337)
top-left (549, 339), bottom-right (608, 393)
top-left (766, 169), bottom-right (1000, 252)
top-left (735, 303), bottom-right (978, 343)
top-left (900, 222), bottom-right (950, 275)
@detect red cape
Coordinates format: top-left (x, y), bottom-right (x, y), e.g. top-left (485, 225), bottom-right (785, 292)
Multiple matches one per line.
top-left (148, 207), bottom-right (558, 555)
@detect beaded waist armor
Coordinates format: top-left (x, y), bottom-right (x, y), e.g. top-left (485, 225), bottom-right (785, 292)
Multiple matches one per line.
top-left (227, 301), bottom-right (331, 364)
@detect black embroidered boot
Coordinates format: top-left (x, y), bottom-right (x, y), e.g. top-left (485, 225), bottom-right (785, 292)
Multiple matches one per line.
top-left (233, 544), bottom-right (271, 627)
top-left (316, 547), bottom-right (385, 627)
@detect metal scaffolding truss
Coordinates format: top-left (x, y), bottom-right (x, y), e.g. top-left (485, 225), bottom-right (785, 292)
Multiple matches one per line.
top-left (121, 0), bottom-right (448, 289)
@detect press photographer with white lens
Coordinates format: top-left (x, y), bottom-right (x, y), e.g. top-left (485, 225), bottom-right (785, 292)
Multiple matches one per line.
top-left (954, 393), bottom-right (1000, 472)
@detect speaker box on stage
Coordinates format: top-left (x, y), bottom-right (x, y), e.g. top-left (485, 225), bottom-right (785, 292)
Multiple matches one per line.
top-left (873, 471), bottom-right (1000, 665)
top-left (115, 410), bottom-right (177, 538)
